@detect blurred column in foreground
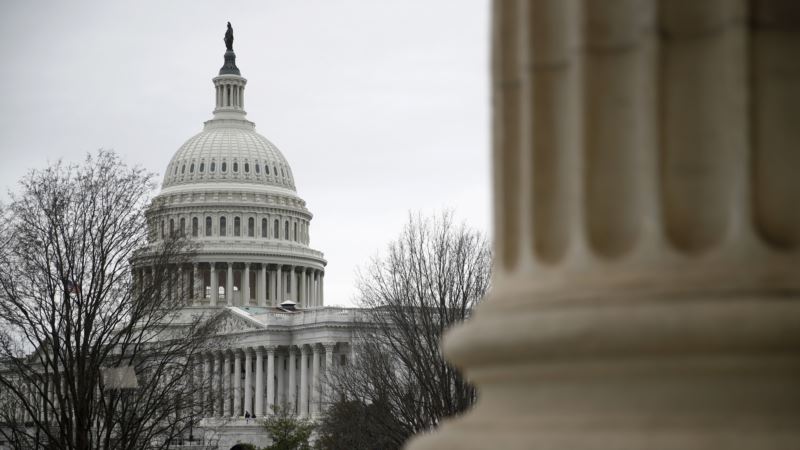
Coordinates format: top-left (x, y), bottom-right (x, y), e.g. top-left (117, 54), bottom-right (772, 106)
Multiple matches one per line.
top-left (407, 0), bottom-right (800, 448)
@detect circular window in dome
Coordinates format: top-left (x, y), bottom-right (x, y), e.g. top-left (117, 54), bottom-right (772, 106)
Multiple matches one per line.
top-left (200, 162), bottom-right (205, 172)
top-left (244, 163), bottom-right (250, 173)
top-left (190, 163), bottom-right (195, 173)
top-left (221, 162), bottom-right (227, 173)
top-left (233, 162), bottom-right (238, 173)
top-left (210, 162), bottom-right (216, 172)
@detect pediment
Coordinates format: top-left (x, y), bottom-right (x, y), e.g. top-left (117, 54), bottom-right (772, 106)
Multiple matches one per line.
top-left (214, 310), bottom-right (264, 335)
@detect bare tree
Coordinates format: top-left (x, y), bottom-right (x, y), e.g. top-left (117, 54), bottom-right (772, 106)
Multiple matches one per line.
top-left (323, 212), bottom-right (491, 449)
top-left (0, 151), bottom-right (220, 450)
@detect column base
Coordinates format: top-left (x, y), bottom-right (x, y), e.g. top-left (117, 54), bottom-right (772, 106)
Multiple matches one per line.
top-left (406, 291), bottom-right (800, 450)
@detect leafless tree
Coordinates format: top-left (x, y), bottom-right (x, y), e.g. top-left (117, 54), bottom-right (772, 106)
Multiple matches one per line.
top-left (0, 151), bottom-right (221, 450)
top-left (325, 212), bottom-right (491, 449)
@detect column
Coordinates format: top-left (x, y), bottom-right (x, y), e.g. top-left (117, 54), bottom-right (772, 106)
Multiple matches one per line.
top-left (319, 272), bottom-right (324, 306)
top-left (226, 262), bottom-right (234, 306)
top-left (244, 348), bottom-right (252, 416)
top-left (311, 344), bottom-right (321, 416)
top-left (300, 268), bottom-right (307, 308)
top-left (243, 263), bottom-right (251, 306)
top-left (288, 346), bottom-right (297, 413)
top-left (259, 264), bottom-right (267, 307)
top-left (290, 266), bottom-right (297, 303)
top-left (192, 263), bottom-right (199, 305)
top-left (233, 350), bottom-right (241, 417)
top-left (202, 355), bottom-right (210, 416)
top-left (266, 347), bottom-right (276, 415)
top-left (276, 352), bottom-right (284, 407)
top-left (407, 2), bottom-right (800, 449)
top-left (323, 342), bottom-right (335, 410)
top-left (210, 263), bottom-right (218, 307)
top-left (213, 353), bottom-right (222, 417)
top-left (222, 352), bottom-right (231, 417)
top-left (255, 347), bottom-right (264, 417)
top-left (177, 266), bottom-right (184, 303)
top-left (299, 346), bottom-right (309, 417)
top-left (276, 265), bottom-right (283, 305)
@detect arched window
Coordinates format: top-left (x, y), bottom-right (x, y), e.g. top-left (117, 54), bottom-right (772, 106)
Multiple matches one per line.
top-left (281, 167), bottom-right (285, 177)
top-left (255, 163), bottom-right (260, 174)
top-left (220, 216), bottom-right (227, 236)
top-left (192, 217), bottom-right (198, 237)
top-left (210, 162), bottom-right (216, 172)
top-left (234, 217), bottom-right (241, 236)
top-left (294, 222), bottom-right (298, 241)
top-left (169, 219), bottom-right (175, 237)
top-left (284, 221), bottom-right (289, 240)
top-left (273, 166), bottom-right (277, 175)
top-left (221, 162), bottom-right (227, 172)
top-left (180, 218), bottom-right (186, 236)
top-left (200, 162), bottom-right (205, 172)
top-left (274, 219), bottom-right (279, 238)
top-left (233, 162), bottom-right (238, 173)
top-left (174, 166), bottom-right (178, 175)
top-left (181, 165), bottom-right (185, 174)
top-left (262, 218), bottom-right (268, 237)
top-left (190, 163), bottom-right (195, 173)
top-left (248, 217), bottom-right (254, 237)
top-left (244, 162), bottom-right (250, 173)
top-left (205, 217), bottom-right (212, 236)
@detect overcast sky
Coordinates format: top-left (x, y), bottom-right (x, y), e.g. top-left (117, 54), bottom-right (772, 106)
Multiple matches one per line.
top-left (0, 1), bottom-right (491, 307)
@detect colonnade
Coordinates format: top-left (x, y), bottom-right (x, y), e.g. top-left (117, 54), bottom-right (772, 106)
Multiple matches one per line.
top-left (134, 262), bottom-right (324, 308)
top-left (193, 342), bottom-right (340, 419)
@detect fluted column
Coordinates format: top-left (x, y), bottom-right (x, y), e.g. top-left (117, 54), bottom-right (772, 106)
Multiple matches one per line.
top-left (311, 344), bottom-right (321, 416)
top-left (210, 263), bottom-right (218, 307)
top-left (259, 264), bottom-right (267, 307)
top-left (213, 353), bottom-right (222, 417)
top-left (255, 347), bottom-right (264, 417)
top-left (226, 262), bottom-right (234, 306)
top-left (287, 346), bottom-right (297, 413)
top-left (276, 352), bottom-right (284, 407)
top-left (323, 342), bottom-right (335, 410)
top-left (243, 263), bottom-right (251, 306)
top-left (319, 272), bottom-right (324, 306)
top-left (223, 352), bottom-right (231, 417)
top-left (266, 346), bottom-right (276, 414)
top-left (299, 346), bottom-right (308, 417)
top-left (233, 350), bottom-right (241, 416)
top-left (276, 265), bottom-right (283, 306)
top-left (407, 2), bottom-right (800, 449)
top-left (244, 348), bottom-right (252, 416)
top-left (300, 268), bottom-right (307, 308)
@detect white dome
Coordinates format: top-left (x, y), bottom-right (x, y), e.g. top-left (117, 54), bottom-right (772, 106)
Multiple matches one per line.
top-left (162, 120), bottom-right (296, 190)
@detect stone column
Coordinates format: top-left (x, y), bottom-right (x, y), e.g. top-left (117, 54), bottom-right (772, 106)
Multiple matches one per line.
top-left (233, 350), bottom-right (241, 417)
top-left (266, 346), bottom-right (276, 414)
top-left (222, 352), bottom-right (231, 417)
top-left (408, 2), bottom-right (800, 449)
top-left (243, 263), bottom-right (251, 306)
top-left (259, 264), bottom-right (267, 307)
top-left (276, 265), bottom-right (283, 306)
top-left (299, 346), bottom-right (309, 418)
top-left (213, 353), bottom-right (222, 417)
top-left (255, 347), bottom-right (264, 417)
top-left (192, 263), bottom-right (199, 305)
top-left (287, 346), bottom-right (297, 413)
top-left (210, 263), bottom-right (218, 306)
top-left (323, 342), bottom-right (335, 410)
top-left (311, 344), bottom-right (321, 416)
top-left (244, 348), bottom-right (252, 416)
top-left (300, 268), bottom-right (307, 308)
top-left (275, 352), bottom-right (284, 407)
top-left (226, 262), bottom-right (234, 306)
top-left (319, 272), bottom-right (324, 306)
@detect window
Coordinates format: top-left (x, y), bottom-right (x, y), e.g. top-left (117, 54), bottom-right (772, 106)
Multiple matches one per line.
top-left (180, 218), bottom-right (186, 236)
top-left (244, 162), bottom-right (250, 173)
top-left (192, 217), bottom-right (198, 237)
top-left (294, 222), bottom-right (297, 241)
top-left (174, 166), bottom-right (178, 175)
top-left (205, 217), bottom-right (212, 236)
top-left (220, 217), bottom-right (227, 236)
top-left (273, 166), bottom-right (277, 175)
top-left (210, 162), bottom-right (216, 172)
top-left (161, 220), bottom-right (165, 238)
top-left (234, 217), bottom-right (241, 236)
top-left (255, 163), bottom-right (260, 174)
top-left (274, 219), bottom-right (279, 238)
top-left (262, 218), bottom-right (268, 237)
top-left (190, 163), bottom-right (195, 173)
top-left (248, 217), bottom-right (254, 237)
top-left (221, 162), bottom-right (227, 172)
top-left (281, 167), bottom-right (285, 177)
top-left (233, 162), bottom-right (238, 173)
top-left (181, 164), bottom-right (185, 174)
top-left (170, 219), bottom-right (175, 237)
top-left (284, 221), bottom-right (289, 240)
top-left (200, 162), bottom-right (205, 172)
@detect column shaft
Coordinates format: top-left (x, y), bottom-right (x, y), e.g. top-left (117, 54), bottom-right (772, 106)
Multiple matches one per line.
top-left (311, 345), bottom-right (320, 416)
top-left (255, 349), bottom-right (264, 417)
top-left (226, 263), bottom-right (234, 306)
top-left (233, 351), bottom-right (241, 416)
top-left (267, 348), bottom-right (276, 414)
top-left (244, 349), bottom-right (252, 416)
top-left (210, 264), bottom-right (218, 306)
top-left (243, 263), bottom-right (251, 306)
top-left (299, 347), bottom-right (308, 417)
top-left (288, 348), bottom-right (297, 413)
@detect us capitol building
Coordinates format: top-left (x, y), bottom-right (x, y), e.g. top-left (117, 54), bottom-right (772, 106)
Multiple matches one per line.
top-left (135, 25), bottom-right (359, 448)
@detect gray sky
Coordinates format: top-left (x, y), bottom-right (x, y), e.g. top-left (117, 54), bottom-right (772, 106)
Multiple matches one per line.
top-left (0, 0), bottom-right (491, 307)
